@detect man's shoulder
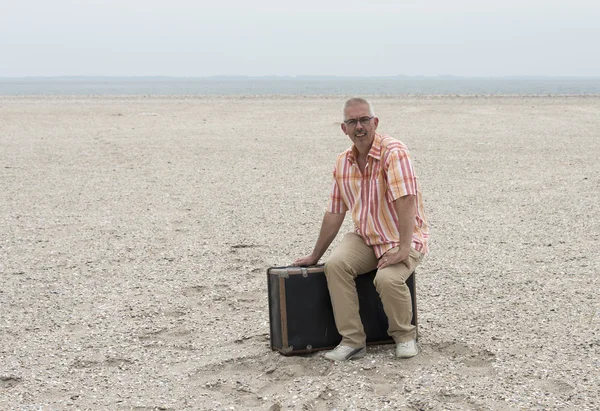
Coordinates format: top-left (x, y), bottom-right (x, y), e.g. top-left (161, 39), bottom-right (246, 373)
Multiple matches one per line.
top-left (380, 135), bottom-right (410, 155)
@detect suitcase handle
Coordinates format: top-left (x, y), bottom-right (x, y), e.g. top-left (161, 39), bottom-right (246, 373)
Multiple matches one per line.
top-left (268, 264), bottom-right (325, 278)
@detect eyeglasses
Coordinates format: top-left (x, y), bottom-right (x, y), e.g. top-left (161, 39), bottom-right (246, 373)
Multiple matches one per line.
top-left (343, 116), bottom-right (374, 127)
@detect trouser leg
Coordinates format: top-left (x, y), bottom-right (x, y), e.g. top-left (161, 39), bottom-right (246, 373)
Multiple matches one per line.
top-left (324, 233), bottom-right (378, 348)
top-left (374, 247), bottom-right (424, 343)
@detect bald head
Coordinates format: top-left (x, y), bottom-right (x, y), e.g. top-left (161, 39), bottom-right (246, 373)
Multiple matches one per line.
top-left (342, 97), bottom-right (375, 121)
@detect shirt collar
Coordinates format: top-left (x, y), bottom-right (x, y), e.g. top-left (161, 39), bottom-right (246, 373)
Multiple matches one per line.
top-left (348, 133), bottom-right (383, 164)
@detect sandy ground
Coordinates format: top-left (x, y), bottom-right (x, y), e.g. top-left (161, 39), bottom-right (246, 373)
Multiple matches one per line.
top-left (0, 95), bottom-right (599, 410)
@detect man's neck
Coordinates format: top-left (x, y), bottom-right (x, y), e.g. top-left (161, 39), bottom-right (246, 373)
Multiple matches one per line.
top-left (354, 143), bottom-right (372, 173)
top-left (354, 137), bottom-right (375, 161)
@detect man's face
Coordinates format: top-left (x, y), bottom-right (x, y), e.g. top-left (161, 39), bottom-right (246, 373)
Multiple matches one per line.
top-left (341, 103), bottom-right (379, 147)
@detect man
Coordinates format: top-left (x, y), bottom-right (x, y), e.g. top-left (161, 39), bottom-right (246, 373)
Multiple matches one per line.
top-left (294, 97), bottom-right (429, 361)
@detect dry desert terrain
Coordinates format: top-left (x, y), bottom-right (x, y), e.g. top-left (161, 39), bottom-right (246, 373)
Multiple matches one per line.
top-left (1, 95), bottom-right (599, 410)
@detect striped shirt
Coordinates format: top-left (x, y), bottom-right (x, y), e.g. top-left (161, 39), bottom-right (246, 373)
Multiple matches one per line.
top-left (327, 133), bottom-right (430, 258)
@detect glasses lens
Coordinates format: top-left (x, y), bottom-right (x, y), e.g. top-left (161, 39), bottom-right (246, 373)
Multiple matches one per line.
top-left (345, 119), bottom-right (358, 126)
top-left (359, 117), bottom-right (372, 124)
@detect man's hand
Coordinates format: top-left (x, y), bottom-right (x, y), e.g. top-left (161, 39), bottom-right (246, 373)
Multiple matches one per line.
top-left (293, 255), bottom-right (320, 267)
top-left (379, 194), bottom-right (415, 270)
top-left (377, 246), bottom-right (410, 270)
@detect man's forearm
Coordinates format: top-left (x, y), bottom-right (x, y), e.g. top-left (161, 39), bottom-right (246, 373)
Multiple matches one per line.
top-left (310, 211), bottom-right (346, 260)
top-left (393, 195), bottom-right (416, 253)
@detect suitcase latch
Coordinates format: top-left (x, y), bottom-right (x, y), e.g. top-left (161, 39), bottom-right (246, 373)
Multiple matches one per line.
top-left (301, 267), bottom-right (308, 277)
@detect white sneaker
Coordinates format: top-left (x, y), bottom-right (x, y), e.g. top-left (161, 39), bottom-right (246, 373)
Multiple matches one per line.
top-left (395, 339), bottom-right (418, 358)
top-left (324, 345), bottom-right (366, 361)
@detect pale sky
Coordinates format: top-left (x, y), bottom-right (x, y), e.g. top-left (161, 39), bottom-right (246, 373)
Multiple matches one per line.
top-left (1, 0), bottom-right (599, 77)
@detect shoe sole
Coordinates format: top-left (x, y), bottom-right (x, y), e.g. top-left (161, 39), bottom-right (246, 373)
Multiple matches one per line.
top-left (396, 349), bottom-right (418, 359)
top-left (349, 350), bottom-right (366, 360)
top-left (324, 348), bottom-right (366, 361)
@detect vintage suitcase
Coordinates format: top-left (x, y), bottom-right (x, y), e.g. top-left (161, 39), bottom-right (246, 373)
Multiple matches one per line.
top-left (267, 264), bottom-right (417, 355)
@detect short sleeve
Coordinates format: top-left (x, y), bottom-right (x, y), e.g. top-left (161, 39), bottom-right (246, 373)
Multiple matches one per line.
top-left (385, 148), bottom-right (418, 202)
top-left (327, 168), bottom-right (348, 213)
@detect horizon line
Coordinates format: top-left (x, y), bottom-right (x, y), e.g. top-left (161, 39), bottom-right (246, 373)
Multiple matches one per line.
top-left (2, 75), bottom-right (600, 80)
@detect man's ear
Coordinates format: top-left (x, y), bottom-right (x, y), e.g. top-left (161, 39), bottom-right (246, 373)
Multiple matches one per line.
top-left (341, 123), bottom-right (347, 134)
top-left (373, 117), bottom-right (379, 129)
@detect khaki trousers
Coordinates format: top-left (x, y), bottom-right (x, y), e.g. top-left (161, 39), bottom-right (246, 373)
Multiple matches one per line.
top-left (324, 232), bottom-right (424, 348)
